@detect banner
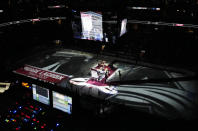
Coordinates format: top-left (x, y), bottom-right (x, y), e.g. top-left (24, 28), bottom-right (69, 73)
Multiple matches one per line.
top-left (14, 65), bottom-right (68, 84)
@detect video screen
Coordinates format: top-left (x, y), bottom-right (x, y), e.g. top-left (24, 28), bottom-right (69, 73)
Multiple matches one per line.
top-left (72, 11), bottom-right (103, 41)
top-left (52, 91), bottom-right (72, 114)
top-left (32, 84), bottom-right (50, 105)
top-left (80, 11), bottom-right (103, 41)
top-left (120, 19), bottom-right (127, 36)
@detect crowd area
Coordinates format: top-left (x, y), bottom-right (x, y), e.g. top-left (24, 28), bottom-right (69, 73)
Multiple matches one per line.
top-left (0, 0), bottom-right (198, 78)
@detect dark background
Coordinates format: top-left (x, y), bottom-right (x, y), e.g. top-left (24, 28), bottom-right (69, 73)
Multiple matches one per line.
top-left (0, 0), bottom-right (198, 130)
top-left (0, 0), bottom-right (198, 76)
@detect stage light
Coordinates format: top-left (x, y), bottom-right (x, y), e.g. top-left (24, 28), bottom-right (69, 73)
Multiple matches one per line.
top-left (72, 10), bottom-right (77, 13)
top-left (30, 105), bottom-right (34, 109)
top-left (156, 8), bottom-right (160, 11)
top-left (25, 115), bottom-right (30, 119)
top-left (175, 24), bottom-right (184, 26)
top-left (31, 114), bottom-right (35, 118)
top-left (5, 119), bottom-right (9, 123)
top-left (22, 82), bottom-right (30, 88)
top-left (23, 118), bottom-right (28, 122)
top-left (13, 110), bottom-right (17, 114)
top-left (32, 19), bottom-right (40, 22)
top-left (54, 6), bottom-right (61, 8)
top-left (56, 123), bottom-right (60, 127)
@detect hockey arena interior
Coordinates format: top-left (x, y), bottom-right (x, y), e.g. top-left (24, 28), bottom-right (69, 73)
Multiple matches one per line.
top-left (0, 0), bottom-right (198, 130)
